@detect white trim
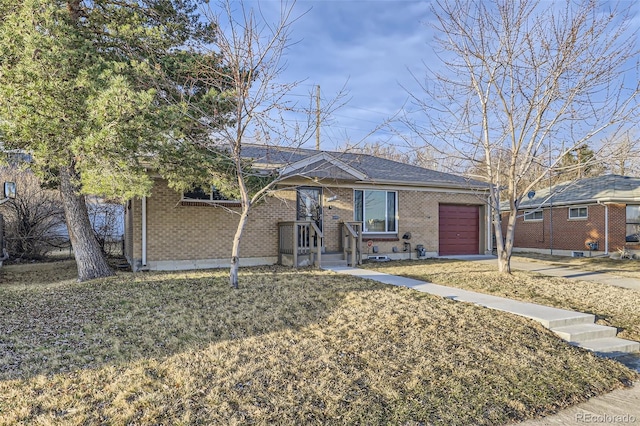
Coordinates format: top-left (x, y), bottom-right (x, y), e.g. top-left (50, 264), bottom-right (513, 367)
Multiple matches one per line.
top-left (357, 179), bottom-right (487, 191)
top-left (511, 197), bottom-right (640, 211)
top-left (523, 210), bottom-right (543, 221)
top-left (278, 178), bottom-right (485, 195)
top-left (568, 206), bottom-right (588, 219)
top-left (354, 189), bottom-right (398, 234)
top-left (624, 204), bottom-right (640, 244)
top-left (279, 152), bottom-right (368, 180)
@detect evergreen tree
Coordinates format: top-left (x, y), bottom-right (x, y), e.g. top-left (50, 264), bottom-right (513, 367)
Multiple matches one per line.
top-left (0, 0), bottom-right (232, 280)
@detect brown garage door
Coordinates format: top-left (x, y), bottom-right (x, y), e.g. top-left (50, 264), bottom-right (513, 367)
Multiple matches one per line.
top-left (439, 204), bottom-right (479, 255)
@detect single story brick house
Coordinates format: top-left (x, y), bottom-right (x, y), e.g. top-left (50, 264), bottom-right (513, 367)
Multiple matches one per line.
top-left (502, 174), bottom-right (640, 257)
top-left (124, 145), bottom-right (490, 271)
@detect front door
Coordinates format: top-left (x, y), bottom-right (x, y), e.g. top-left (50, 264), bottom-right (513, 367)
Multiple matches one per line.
top-left (297, 187), bottom-right (323, 250)
top-left (297, 187), bottom-right (323, 230)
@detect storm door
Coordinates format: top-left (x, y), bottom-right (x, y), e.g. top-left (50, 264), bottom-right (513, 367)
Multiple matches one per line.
top-left (296, 187), bottom-right (323, 249)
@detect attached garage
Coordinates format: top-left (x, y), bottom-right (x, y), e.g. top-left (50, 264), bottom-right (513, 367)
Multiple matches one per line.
top-left (439, 204), bottom-right (480, 255)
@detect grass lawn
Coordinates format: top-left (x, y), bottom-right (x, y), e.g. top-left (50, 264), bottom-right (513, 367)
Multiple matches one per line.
top-left (366, 258), bottom-right (640, 343)
top-left (0, 261), bottom-right (636, 425)
top-left (513, 253), bottom-right (640, 280)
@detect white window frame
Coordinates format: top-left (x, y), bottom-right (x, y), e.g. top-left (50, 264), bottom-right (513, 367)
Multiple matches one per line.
top-left (568, 206), bottom-right (588, 219)
top-left (354, 189), bottom-right (398, 234)
top-left (625, 205), bottom-right (640, 243)
top-left (523, 210), bottom-right (543, 221)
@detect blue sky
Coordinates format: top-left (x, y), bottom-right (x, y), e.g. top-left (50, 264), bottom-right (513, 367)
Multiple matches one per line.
top-left (271, 1), bottom-right (436, 150)
top-left (235, 0), bottom-right (640, 153)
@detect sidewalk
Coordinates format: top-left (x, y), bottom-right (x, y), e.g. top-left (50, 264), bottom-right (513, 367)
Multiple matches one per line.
top-left (323, 264), bottom-right (640, 425)
top-left (324, 266), bottom-right (639, 354)
top-left (518, 384), bottom-right (640, 425)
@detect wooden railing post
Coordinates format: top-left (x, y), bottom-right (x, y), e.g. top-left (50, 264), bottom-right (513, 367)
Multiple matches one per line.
top-left (356, 223), bottom-right (362, 265)
top-left (309, 222), bottom-right (324, 268)
top-left (293, 222), bottom-right (298, 268)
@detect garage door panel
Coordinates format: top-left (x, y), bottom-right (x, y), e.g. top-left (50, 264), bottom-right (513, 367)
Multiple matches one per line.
top-left (439, 205), bottom-right (479, 255)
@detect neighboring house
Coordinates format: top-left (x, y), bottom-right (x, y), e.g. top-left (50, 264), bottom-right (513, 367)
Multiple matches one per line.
top-left (124, 144), bottom-right (490, 271)
top-left (502, 174), bottom-right (640, 257)
top-left (52, 200), bottom-right (125, 242)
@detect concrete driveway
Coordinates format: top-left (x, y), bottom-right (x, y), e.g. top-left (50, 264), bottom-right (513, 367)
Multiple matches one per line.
top-left (464, 256), bottom-right (640, 291)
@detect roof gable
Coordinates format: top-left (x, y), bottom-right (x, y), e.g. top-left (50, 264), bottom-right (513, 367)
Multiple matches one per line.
top-left (241, 144), bottom-right (486, 190)
top-left (279, 152), bottom-right (368, 181)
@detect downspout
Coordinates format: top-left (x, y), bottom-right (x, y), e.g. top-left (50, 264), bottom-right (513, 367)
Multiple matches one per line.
top-left (142, 196), bottom-right (147, 267)
top-left (487, 194), bottom-right (493, 254)
top-left (597, 201), bottom-right (609, 255)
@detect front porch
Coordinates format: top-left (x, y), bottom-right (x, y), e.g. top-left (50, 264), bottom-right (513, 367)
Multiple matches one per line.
top-left (278, 221), bottom-right (363, 268)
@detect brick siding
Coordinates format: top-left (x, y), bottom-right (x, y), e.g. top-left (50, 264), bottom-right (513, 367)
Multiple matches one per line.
top-left (126, 179), bottom-right (488, 268)
top-left (501, 203), bottom-right (636, 252)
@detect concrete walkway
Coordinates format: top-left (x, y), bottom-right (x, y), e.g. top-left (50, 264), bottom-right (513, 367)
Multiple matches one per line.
top-left (323, 264), bottom-right (640, 425)
top-left (518, 384), bottom-right (640, 425)
top-left (325, 266), bottom-right (639, 356)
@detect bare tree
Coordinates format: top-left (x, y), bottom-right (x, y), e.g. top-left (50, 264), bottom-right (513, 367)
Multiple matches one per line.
top-left (187, 1), bottom-right (344, 288)
top-left (402, 0), bottom-right (640, 273)
top-left (0, 167), bottom-right (65, 260)
top-left (599, 131), bottom-right (640, 176)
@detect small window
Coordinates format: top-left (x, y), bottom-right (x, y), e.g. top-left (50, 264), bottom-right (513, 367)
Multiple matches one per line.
top-left (183, 186), bottom-right (237, 202)
top-left (524, 210), bottom-right (543, 221)
top-left (626, 205), bottom-right (640, 242)
top-left (568, 207), bottom-right (588, 219)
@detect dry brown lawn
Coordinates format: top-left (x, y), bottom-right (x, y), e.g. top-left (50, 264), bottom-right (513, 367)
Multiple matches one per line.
top-left (367, 259), bottom-right (640, 342)
top-left (0, 261), bottom-right (636, 425)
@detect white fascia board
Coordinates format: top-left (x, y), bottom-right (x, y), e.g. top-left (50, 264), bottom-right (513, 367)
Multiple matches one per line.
top-left (509, 196), bottom-right (640, 212)
top-left (355, 179), bottom-right (489, 192)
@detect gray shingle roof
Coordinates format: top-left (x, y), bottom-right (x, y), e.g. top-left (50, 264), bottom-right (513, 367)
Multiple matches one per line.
top-left (241, 144), bottom-right (486, 189)
top-left (517, 174), bottom-right (640, 209)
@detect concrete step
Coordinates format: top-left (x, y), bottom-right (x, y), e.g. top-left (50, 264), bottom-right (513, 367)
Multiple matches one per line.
top-left (321, 252), bottom-right (345, 261)
top-left (320, 253), bottom-right (347, 267)
top-left (572, 337), bottom-right (640, 357)
top-left (542, 312), bottom-right (596, 329)
top-left (321, 261), bottom-right (348, 267)
top-left (552, 323), bottom-right (618, 343)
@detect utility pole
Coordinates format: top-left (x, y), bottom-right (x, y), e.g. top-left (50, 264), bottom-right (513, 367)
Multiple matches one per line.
top-left (316, 85), bottom-right (320, 151)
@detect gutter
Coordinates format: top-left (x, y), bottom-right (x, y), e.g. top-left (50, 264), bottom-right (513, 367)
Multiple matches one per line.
top-left (353, 179), bottom-right (489, 191)
top-left (509, 197), bottom-right (640, 211)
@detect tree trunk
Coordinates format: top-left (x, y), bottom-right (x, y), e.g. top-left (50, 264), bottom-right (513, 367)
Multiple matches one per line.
top-left (490, 185), bottom-right (515, 275)
top-left (496, 209), bottom-right (518, 275)
top-left (497, 249), bottom-right (512, 274)
top-left (229, 206), bottom-right (250, 289)
top-left (59, 166), bottom-right (114, 281)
